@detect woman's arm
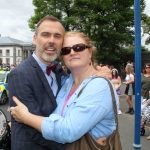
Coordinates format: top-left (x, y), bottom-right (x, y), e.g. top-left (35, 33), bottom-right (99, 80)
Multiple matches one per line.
top-left (125, 74), bottom-right (134, 84)
top-left (116, 76), bottom-right (121, 89)
top-left (10, 97), bottom-right (43, 132)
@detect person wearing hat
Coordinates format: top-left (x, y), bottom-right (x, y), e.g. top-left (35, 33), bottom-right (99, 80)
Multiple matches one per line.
top-left (111, 68), bottom-right (122, 115)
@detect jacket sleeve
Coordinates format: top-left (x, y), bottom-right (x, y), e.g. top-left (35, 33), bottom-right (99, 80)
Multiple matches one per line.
top-left (9, 69), bottom-right (67, 150)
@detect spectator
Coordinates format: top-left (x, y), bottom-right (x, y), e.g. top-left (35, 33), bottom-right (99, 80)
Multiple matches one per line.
top-left (141, 63), bottom-right (150, 140)
top-left (124, 65), bottom-right (135, 115)
top-left (111, 68), bottom-right (122, 114)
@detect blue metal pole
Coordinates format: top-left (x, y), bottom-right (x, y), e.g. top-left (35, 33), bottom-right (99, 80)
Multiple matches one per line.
top-left (133, 0), bottom-right (142, 149)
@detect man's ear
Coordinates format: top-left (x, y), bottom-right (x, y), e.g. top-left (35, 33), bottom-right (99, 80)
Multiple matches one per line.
top-left (33, 35), bottom-right (37, 45)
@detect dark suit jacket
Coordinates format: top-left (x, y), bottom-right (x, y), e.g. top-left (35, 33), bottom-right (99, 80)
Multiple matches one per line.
top-left (9, 55), bottom-right (68, 150)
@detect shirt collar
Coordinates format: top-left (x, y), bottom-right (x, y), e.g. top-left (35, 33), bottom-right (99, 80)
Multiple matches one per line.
top-left (32, 52), bottom-right (55, 74)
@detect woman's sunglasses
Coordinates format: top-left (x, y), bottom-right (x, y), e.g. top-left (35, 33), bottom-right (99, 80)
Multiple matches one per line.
top-left (60, 43), bottom-right (90, 55)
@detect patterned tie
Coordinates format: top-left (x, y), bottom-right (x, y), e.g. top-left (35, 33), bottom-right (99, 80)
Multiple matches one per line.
top-left (46, 64), bottom-right (58, 76)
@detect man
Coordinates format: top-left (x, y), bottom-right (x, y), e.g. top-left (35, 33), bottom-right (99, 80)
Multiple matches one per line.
top-left (9, 15), bottom-right (68, 150)
top-left (9, 15), bottom-right (111, 150)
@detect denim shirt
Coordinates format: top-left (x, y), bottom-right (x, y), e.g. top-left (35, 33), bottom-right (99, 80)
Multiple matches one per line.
top-left (41, 74), bottom-right (119, 143)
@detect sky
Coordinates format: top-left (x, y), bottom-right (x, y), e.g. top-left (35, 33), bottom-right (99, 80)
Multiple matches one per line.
top-left (0, 0), bottom-right (150, 48)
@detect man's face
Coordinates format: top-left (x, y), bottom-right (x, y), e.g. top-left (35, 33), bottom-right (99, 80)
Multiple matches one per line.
top-left (33, 20), bottom-right (64, 65)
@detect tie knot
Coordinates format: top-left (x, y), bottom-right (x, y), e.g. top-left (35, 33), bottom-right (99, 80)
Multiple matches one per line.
top-left (46, 64), bottom-right (57, 76)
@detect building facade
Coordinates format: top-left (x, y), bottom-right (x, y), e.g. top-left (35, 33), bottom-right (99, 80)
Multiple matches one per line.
top-left (0, 36), bottom-right (35, 65)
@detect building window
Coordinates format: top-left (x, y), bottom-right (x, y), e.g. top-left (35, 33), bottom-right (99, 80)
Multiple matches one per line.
top-left (0, 58), bottom-right (2, 64)
top-left (6, 58), bottom-right (10, 64)
top-left (18, 50), bottom-right (20, 56)
top-left (0, 50), bottom-right (2, 56)
top-left (6, 50), bottom-right (10, 56)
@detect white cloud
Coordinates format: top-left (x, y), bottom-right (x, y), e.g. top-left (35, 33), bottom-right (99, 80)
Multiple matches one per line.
top-left (0, 0), bottom-right (34, 42)
top-left (0, 0), bottom-right (150, 48)
top-left (142, 0), bottom-right (150, 49)
top-left (144, 0), bottom-right (150, 16)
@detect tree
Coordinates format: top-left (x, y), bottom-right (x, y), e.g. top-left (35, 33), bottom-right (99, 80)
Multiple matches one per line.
top-left (28, 0), bottom-right (146, 64)
top-left (125, 45), bottom-right (148, 54)
top-left (142, 15), bottom-right (150, 45)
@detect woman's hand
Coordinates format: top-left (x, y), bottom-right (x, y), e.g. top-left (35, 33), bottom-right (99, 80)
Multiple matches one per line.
top-left (96, 137), bottom-right (107, 145)
top-left (10, 96), bottom-right (29, 123)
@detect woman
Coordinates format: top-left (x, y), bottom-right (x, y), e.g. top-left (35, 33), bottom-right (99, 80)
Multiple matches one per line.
top-left (124, 65), bottom-right (135, 115)
top-left (10, 31), bottom-right (118, 144)
top-left (141, 63), bottom-right (150, 140)
top-left (111, 68), bottom-right (122, 115)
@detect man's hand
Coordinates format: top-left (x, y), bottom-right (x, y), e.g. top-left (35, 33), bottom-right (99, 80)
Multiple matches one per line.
top-left (93, 66), bottom-right (112, 79)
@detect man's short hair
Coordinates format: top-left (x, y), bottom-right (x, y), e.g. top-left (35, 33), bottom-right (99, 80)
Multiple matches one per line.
top-left (35, 15), bottom-right (65, 34)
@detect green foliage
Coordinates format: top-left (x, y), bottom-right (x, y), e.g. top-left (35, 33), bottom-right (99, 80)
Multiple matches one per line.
top-left (125, 45), bottom-right (148, 54)
top-left (142, 15), bottom-right (150, 45)
top-left (28, 0), bottom-right (147, 65)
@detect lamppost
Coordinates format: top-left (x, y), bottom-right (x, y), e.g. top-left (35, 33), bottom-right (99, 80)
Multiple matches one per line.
top-left (133, 0), bottom-right (142, 149)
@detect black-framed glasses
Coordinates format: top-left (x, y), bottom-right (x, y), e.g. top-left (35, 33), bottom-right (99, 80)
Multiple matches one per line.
top-left (60, 43), bottom-right (90, 55)
top-left (145, 67), bottom-right (150, 69)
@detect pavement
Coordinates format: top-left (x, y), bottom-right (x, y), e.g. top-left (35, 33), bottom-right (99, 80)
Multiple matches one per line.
top-left (118, 81), bottom-right (150, 150)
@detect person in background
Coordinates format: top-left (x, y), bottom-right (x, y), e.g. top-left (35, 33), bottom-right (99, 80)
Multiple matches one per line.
top-left (109, 65), bottom-right (114, 70)
top-left (120, 63), bottom-right (125, 79)
top-left (126, 61), bottom-right (131, 66)
top-left (124, 65), bottom-right (135, 115)
top-left (10, 31), bottom-right (118, 145)
top-left (131, 62), bottom-right (135, 71)
top-left (111, 68), bottom-right (122, 115)
top-left (141, 63), bottom-right (150, 140)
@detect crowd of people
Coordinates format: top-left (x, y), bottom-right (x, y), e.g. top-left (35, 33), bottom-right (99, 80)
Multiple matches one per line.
top-left (0, 63), bottom-right (17, 71)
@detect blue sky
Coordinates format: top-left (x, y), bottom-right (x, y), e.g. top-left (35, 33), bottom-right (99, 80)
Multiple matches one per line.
top-left (0, 0), bottom-right (150, 49)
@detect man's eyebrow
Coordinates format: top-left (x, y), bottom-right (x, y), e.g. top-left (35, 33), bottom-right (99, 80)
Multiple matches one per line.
top-left (41, 32), bottom-right (50, 35)
top-left (55, 33), bottom-right (63, 36)
top-left (41, 32), bottom-right (63, 36)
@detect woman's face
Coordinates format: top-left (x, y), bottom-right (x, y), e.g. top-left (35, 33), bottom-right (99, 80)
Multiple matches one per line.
top-left (61, 36), bottom-right (92, 70)
top-left (112, 70), bottom-right (116, 75)
top-left (145, 65), bottom-right (150, 73)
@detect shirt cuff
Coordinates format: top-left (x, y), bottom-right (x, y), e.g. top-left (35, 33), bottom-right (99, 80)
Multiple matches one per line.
top-left (41, 114), bottom-right (61, 141)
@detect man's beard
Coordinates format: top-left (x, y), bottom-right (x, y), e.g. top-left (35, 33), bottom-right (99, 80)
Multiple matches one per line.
top-left (41, 52), bottom-right (59, 63)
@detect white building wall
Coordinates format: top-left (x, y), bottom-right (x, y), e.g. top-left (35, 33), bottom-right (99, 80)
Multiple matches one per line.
top-left (0, 46), bottom-right (23, 64)
top-left (0, 46), bottom-right (12, 64)
top-left (16, 46), bottom-right (23, 64)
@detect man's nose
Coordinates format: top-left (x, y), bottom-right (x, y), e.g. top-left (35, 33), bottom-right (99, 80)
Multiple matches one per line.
top-left (47, 36), bottom-right (54, 43)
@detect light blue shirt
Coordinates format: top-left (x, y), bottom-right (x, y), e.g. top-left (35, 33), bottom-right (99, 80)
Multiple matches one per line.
top-left (41, 74), bottom-right (119, 143)
top-left (32, 52), bottom-right (58, 96)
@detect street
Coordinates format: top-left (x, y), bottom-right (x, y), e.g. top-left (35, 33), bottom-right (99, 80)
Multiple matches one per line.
top-left (0, 101), bottom-right (10, 120)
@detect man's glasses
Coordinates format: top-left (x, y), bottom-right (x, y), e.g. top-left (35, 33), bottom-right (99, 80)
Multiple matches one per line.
top-left (145, 67), bottom-right (150, 69)
top-left (60, 43), bottom-right (90, 55)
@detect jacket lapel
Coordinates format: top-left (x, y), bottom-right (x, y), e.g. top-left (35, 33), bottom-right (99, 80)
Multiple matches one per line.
top-left (28, 55), bottom-right (57, 107)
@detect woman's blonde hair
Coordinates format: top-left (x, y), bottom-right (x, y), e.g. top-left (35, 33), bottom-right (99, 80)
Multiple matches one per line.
top-left (125, 65), bottom-right (134, 75)
top-left (64, 31), bottom-right (96, 65)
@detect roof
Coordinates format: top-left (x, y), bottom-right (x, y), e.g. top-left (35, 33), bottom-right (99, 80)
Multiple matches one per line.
top-left (0, 36), bottom-right (33, 47)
